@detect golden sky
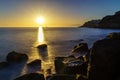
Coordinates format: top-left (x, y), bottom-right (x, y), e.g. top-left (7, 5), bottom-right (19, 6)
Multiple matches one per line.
top-left (0, 0), bottom-right (120, 27)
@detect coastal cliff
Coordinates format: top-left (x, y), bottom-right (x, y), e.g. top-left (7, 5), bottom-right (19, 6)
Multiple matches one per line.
top-left (80, 11), bottom-right (120, 29)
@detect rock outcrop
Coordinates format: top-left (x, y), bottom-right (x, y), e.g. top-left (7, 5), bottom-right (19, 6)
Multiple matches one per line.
top-left (99, 11), bottom-right (120, 29)
top-left (81, 20), bottom-right (100, 28)
top-left (6, 51), bottom-right (28, 63)
top-left (80, 11), bottom-right (120, 29)
top-left (89, 32), bottom-right (120, 80)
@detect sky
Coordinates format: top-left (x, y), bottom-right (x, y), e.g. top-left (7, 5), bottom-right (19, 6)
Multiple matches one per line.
top-left (0, 0), bottom-right (120, 27)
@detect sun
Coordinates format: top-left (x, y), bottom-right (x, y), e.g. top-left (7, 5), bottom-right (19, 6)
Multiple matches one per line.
top-left (36, 16), bottom-right (45, 24)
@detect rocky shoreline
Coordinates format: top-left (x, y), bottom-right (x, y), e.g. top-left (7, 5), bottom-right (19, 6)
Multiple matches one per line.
top-left (0, 32), bottom-right (120, 80)
top-left (80, 11), bottom-right (120, 29)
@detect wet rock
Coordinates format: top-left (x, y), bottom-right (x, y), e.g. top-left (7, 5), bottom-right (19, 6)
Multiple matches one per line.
top-left (89, 33), bottom-right (120, 80)
top-left (0, 62), bottom-right (9, 69)
top-left (72, 43), bottom-right (89, 53)
top-left (49, 74), bottom-right (76, 80)
top-left (27, 59), bottom-right (41, 68)
top-left (54, 57), bottom-right (66, 74)
top-left (37, 44), bottom-right (47, 50)
top-left (6, 51), bottom-right (28, 63)
top-left (14, 73), bottom-right (45, 80)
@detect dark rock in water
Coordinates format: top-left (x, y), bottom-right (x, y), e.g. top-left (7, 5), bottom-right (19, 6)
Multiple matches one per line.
top-left (0, 62), bottom-right (9, 69)
top-left (6, 51), bottom-right (28, 63)
top-left (54, 57), bottom-right (66, 74)
top-left (37, 44), bottom-right (47, 50)
top-left (89, 33), bottom-right (120, 80)
top-left (72, 43), bottom-right (88, 53)
top-left (14, 73), bottom-right (45, 80)
top-left (27, 59), bottom-right (41, 68)
top-left (49, 74), bottom-right (76, 80)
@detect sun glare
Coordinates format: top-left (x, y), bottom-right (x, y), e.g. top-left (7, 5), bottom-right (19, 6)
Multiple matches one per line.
top-left (36, 16), bottom-right (45, 24)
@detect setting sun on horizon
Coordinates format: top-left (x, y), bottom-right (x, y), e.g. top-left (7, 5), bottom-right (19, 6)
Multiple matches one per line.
top-left (36, 16), bottom-right (45, 25)
top-left (0, 0), bottom-right (120, 27)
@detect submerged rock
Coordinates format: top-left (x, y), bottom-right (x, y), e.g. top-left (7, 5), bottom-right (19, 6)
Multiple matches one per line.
top-left (14, 73), bottom-right (45, 80)
top-left (37, 44), bottom-right (47, 50)
top-left (0, 62), bottom-right (9, 69)
top-left (72, 43), bottom-right (88, 53)
top-left (89, 32), bottom-right (120, 80)
top-left (6, 51), bottom-right (28, 63)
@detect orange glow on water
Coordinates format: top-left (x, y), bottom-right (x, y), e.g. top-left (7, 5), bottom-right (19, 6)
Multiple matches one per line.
top-left (38, 26), bottom-right (44, 43)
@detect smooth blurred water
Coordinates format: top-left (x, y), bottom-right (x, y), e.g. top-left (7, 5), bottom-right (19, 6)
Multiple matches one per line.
top-left (0, 27), bottom-right (120, 61)
top-left (0, 27), bottom-right (120, 79)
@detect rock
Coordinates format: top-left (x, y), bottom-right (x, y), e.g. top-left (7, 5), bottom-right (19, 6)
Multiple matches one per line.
top-left (0, 62), bottom-right (9, 69)
top-left (14, 73), bottom-right (45, 80)
top-left (72, 43), bottom-right (89, 53)
top-left (99, 11), bottom-right (120, 29)
top-left (6, 51), bottom-right (28, 63)
top-left (80, 11), bottom-right (120, 29)
top-left (80, 20), bottom-right (101, 28)
top-left (54, 57), bottom-right (66, 74)
top-left (37, 44), bottom-right (47, 50)
top-left (27, 59), bottom-right (41, 68)
top-left (49, 74), bottom-right (76, 80)
top-left (89, 33), bottom-right (120, 80)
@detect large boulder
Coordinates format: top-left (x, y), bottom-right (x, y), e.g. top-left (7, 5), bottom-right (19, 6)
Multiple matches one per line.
top-left (0, 62), bottom-right (9, 69)
top-left (6, 51), bottom-right (28, 63)
top-left (89, 33), bottom-right (120, 80)
top-left (14, 73), bottom-right (45, 80)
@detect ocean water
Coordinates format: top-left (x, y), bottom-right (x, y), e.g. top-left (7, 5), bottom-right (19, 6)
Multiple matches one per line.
top-left (0, 27), bottom-right (120, 79)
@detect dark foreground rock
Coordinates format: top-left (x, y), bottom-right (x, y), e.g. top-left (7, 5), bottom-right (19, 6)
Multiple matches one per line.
top-left (89, 32), bottom-right (120, 80)
top-left (49, 74), bottom-right (76, 80)
top-left (54, 57), bottom-right (66, 74)
top-left (14, 73), bottom-right (45, 80)
top-left (0, 62), bottom-right (9, 69)
top-left (6, 51), bottom-right (28, 63)
top-left (27, 59), bottom-right (41, 68)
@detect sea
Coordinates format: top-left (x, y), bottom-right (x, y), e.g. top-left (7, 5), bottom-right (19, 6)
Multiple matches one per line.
top-left (0, 27), bottom-right (120, 80)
